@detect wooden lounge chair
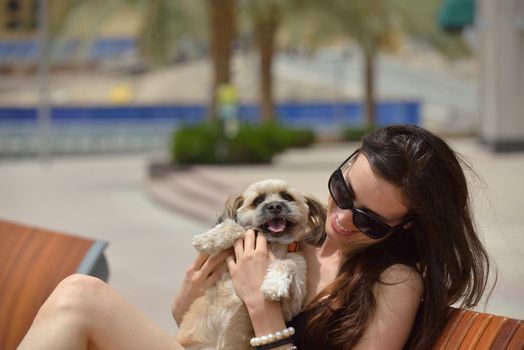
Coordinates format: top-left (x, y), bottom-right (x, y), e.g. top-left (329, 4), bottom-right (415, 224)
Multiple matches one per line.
top-left (0, 219), bottom-right (108, 350)
top-left (433, 307), bottom-right (524, 349)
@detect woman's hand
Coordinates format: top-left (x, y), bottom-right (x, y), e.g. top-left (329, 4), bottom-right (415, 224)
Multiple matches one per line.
top-left (172, 249), bottom-right (231, 326)
top-left (227, 230), bottom-right (288, 337)
top-left (226, 229), bottom-right (272, 309)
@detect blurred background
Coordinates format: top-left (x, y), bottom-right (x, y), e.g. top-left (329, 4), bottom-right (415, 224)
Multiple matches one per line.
top-left (3, 0), bottom-right (522, 156)
top-left (0, 0), bottom-right (523, 335)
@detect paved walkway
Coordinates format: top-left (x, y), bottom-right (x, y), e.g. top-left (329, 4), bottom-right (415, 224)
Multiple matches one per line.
top-left (0, 138), bottom-right (523, 335)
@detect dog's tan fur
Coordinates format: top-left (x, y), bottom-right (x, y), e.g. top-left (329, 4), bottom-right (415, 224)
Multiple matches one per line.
top-left (176, 179), bottom-right (326, 350)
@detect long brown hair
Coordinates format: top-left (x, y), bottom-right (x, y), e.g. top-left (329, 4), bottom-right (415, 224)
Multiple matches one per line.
top-left (304, 125), bottom-right (494, 349)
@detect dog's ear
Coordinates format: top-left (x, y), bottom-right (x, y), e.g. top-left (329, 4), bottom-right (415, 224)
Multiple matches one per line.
top-left (217, 194), bottom-right (244, 224)
top-left (304, 195), bottom-right (327, 246)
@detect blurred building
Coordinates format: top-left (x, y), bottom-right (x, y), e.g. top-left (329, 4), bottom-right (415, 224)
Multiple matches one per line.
top-left (0, 0), bottom-right (37, 34)
top-left (440, 0), bottom-right (524, 152)
top-left (0, 0), bottom-right (141, 71)
top-left (478, 0), bottom-right (524, 152)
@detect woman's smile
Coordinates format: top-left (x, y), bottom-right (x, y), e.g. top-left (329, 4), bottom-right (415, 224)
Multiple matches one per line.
top-left (330, 211), bottom-right (359, 237)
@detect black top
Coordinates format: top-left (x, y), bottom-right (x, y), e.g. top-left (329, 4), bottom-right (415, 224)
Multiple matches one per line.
top-left (287, 308), bottom-right (412, 350)
top-left (286, 310), bottom-right (309, 349)
top-left (286, 308), bottom-right (336, 350)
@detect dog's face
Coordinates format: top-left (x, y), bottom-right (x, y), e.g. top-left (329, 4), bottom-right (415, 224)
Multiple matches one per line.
top-left (226, 179), bottom-right (323, 244)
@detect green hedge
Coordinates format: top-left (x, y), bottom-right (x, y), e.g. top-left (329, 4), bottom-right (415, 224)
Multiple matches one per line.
top-left (171, 122), bottom-right (315, 164)
top-left (342, 125), bottom-right (377, 142)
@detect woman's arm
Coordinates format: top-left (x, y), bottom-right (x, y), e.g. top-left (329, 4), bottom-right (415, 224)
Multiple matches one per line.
top-left (353, 264), bottom-right (424, 350)
top-left (172, 249), bottom-right (231, 326)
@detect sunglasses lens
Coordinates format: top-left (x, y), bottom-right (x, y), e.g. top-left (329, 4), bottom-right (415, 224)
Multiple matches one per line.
top-left (353, 211), bottom-right (389, 239)
top-left (329, 172), bottom-right (353, 209)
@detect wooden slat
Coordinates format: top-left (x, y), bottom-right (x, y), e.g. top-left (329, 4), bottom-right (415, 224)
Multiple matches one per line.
top-left (458, 313), bottom-right (493, 350)
top-left (432, 308), bottom-right (524, 350)
top-left (490, 319), bottom-right (522, 350)
top-left (434, 308), bottom-right (466, 349)
top-left (0, 219), bottom-right (94, 350)
top-left (444, 309), bottom-right (479, 349)
top-left (475, 316), bottom-right (508, 350)
top-left (506, 322), bottom-right (524, 350)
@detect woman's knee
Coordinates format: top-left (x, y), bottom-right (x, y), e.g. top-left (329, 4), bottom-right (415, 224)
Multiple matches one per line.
top-left (40, 274), bottom-right (108, 320)
top-left (57, 273), bottom-right (107, 293)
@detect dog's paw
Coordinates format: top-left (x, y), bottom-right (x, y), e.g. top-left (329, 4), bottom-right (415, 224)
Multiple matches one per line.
top-left (261, 275), bottom-right (291, 301)
top-left (192, 234), bottom-right (218, 254)
top-left (192, 220), bottom-right (246, 254)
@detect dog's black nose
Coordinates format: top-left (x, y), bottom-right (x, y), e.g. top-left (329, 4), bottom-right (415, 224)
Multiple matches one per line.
top-left (266, 201), bottom-right (282, 214)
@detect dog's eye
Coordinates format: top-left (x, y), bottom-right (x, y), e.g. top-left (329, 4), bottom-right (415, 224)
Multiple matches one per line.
top-left (253, 195), bottom-right (265, 207)
top-left (280, 191), bottom-right (294, 202)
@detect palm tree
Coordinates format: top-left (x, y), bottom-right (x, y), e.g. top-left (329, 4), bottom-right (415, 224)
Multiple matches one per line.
top-left (207, 0), bottom-right (237, 119)
top-left (44, 0), bottom-right (234, 120)
top-left (291, 0), bottom-right (470, 126)
top-left (138, 0), bottom-right (206, 66)
top-left (243, 0), bottom-right (281, 123)
top-left (295, 0), bottom-right (402, 126)
top-left (44, 0), bottom-right (206, 66)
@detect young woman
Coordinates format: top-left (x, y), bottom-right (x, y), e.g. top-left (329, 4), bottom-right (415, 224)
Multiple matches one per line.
top-left (18, 125), bottom-right (492, 350)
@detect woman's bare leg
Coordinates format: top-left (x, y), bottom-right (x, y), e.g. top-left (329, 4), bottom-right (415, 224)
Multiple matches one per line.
top-left (18, 274), bottom-right (184, 350)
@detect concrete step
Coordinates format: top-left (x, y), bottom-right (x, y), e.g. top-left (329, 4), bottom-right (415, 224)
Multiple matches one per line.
top-left (147, 168), bottom-right (241, 226)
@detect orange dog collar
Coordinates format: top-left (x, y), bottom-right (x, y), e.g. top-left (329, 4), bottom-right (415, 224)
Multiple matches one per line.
top-left (287, 242), bottom-right (300, 253)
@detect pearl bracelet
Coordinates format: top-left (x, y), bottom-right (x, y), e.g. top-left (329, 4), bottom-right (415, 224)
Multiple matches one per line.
top-left (250, 326), bottom-right (295, 347)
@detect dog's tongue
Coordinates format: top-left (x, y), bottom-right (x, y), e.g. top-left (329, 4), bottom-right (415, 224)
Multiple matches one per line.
top-left (268, 218), bottom-right (286, 233)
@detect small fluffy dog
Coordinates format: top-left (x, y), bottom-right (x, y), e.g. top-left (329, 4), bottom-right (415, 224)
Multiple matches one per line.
top-left (176, 179), bottom-right (325, 350)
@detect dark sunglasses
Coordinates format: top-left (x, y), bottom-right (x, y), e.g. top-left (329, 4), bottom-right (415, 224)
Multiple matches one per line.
top-left (328, 149), bottom-right (411, 239)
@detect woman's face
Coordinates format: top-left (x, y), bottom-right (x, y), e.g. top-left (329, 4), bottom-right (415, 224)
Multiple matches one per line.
top-left (325, 153), bottom-right (410, 249)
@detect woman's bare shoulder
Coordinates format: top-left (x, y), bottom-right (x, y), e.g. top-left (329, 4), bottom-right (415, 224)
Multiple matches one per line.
top-left (353, 265), bottom-right (423, 349)
top-left (376, 263), bottom-right (424, 298)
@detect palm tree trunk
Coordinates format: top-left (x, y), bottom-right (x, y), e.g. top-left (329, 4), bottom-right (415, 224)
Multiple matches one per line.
top-left (208, 0), bottom-right (236, 119)
top-left (140, 0), bottom-right (168, 65)
top-left (255, 6), bottom-right (279, 123)
top-left (363, 49), bottom-right (376, 127)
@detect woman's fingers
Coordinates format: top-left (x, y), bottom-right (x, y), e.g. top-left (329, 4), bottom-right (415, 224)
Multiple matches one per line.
top-left (199, 249), bottom-right (231, 279)
top-left (192, 252), bottom-right (209, 271)
top-left (226, 254), bottom-right (236, 271)
top-left (233, 236), bottom-right (244, 257)
top-left (255, 231), bottom-right (267, 252)
top-left (226, 253), bottom-right (236, 263)
top-left (244, 229), bottom-right (256, 251)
